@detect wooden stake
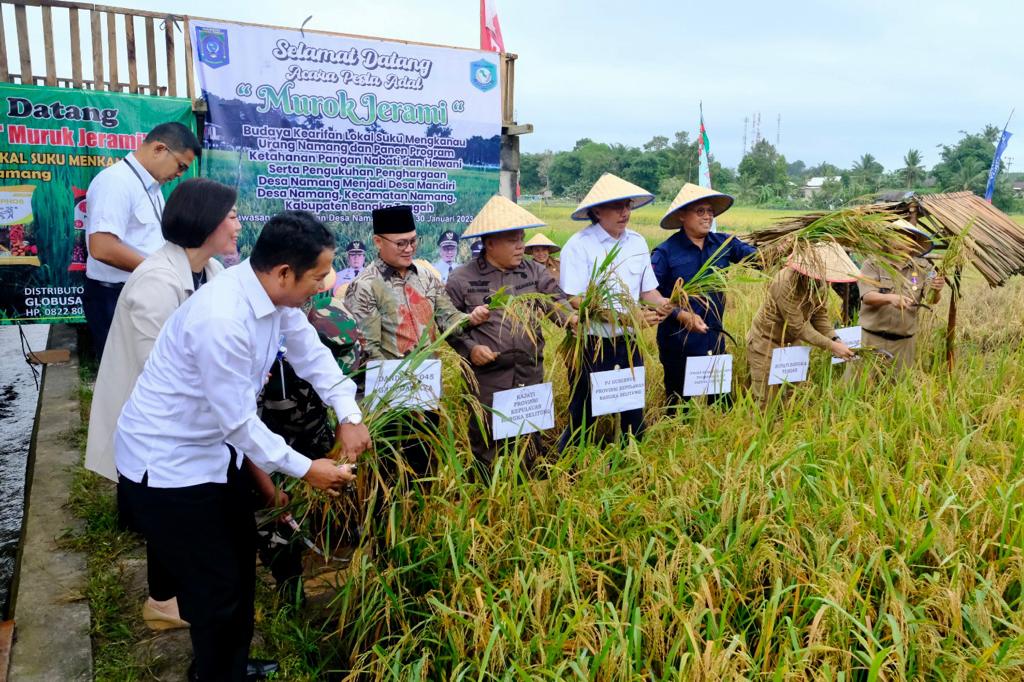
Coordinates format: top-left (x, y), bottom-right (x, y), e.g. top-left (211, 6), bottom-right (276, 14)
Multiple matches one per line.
top-left (945, 267), bottom-right (961, 371)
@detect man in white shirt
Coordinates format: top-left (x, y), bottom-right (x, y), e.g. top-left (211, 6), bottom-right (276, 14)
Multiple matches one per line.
top-left (432, 229), bottom-right (460, 282)
top-left (115, 211), bottom-right (371, 681)
top-left (84, 122), bottom-right (201, 355)
top-left (558, 173), bottom-right (672, 452)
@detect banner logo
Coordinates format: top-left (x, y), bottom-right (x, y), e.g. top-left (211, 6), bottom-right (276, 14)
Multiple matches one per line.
top-left (469, 59), bottom-right (497, 92)
top-left (196, 26), bottom-right (230, 69)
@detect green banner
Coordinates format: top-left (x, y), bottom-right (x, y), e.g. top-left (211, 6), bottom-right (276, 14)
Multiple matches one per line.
top-left (0, 83), bottom-right (195, 324)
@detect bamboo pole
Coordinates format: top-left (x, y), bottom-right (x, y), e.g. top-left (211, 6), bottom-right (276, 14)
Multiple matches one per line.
top-left (945, 267), bottom-right (961, 371)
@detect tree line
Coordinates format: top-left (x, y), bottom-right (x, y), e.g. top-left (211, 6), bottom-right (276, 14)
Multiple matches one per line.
top-left (520, 125), bottom-right (1021, 212)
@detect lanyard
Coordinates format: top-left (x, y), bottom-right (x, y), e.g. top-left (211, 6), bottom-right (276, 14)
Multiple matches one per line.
top-left (124, 157), bottom-right (163, 224)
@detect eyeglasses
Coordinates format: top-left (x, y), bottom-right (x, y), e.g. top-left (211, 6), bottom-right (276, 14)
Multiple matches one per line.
top-left (166, 147), bottom-right (191, 173)
top-left (380, 235), bottom-right (418, 251)
top-left (687, 206), bottom-right (716, 217)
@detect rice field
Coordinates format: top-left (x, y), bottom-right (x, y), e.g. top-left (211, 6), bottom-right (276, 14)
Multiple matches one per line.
top-left (280, 240), bottom-right (1024, 680)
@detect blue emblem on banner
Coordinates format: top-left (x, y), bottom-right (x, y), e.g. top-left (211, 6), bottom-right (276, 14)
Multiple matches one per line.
top-left (470, 59), bottom-right (497, 92)
top-left (196, 26), bottom-right (230, 69)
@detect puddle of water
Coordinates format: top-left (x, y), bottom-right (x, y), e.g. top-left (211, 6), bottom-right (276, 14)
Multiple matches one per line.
top-left (0, 324), bottom-right (50, 618)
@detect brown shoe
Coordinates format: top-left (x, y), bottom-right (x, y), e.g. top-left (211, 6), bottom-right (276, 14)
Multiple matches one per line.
top-left (142, 596), bottom-right (189, 630)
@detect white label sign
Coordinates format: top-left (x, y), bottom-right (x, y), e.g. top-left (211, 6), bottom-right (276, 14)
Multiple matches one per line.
top-left (491, 383), bottom-right (555, 440)
top-left (683, 354), bottom-right (734, 396)
top-left (590, 366), bottom-right (646, 417)
top-left (768, 346), bottom-right (811, 386)
top-left (364, 359), bottom-right (442, 410)
top-left (831, 326), bottom-right (862, 364)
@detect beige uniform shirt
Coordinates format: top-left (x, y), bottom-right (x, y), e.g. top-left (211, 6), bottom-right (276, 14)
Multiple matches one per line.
top-left (748, 267), bottom-right (836, 353)
top-left (857, 256), bottom-right (934, 338)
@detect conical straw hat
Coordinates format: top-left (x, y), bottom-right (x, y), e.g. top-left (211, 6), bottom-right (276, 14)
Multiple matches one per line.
top-left (571, 173), bottom-right (654, 221)
top-left (660, 183), bottom-right (734, 229)
top-left (891, 218), bottom-right (934, 255)
top-left (462, 195), bottom-right (546, 239)
top-left (787, 242), bottom-right (859, 283)
top-left (524, 233), bottom-right (560, 253)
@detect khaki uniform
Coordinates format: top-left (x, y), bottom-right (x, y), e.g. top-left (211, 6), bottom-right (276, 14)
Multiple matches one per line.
top-left (539, 257), bottom-right (560, 281)
top-left (856, 256), bottom-right (935, 370)
top-left (445, 256), bottom-right (571, 468)
top-left (344, 258), bottom-right (468, 360)
top-left (746, 268), bottom-right (837, 401)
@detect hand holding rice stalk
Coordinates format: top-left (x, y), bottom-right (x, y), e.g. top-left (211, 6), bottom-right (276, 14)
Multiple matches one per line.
top-left (485, 285), bottom-right (573, 348)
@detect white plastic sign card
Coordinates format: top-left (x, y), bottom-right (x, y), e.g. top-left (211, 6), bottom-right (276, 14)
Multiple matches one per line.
top-left (830, 326), bottom-right (862, 364)
top-left (768, 346), bottom-right (811, 386)
top-left (683, 354), bottom-right (734, 396)
top-left (491, 383), bottom-right (555, 440)
top-left (364, 359), bottom-right (442, 410)
top-left (590, 366), bottom-right (646, 417)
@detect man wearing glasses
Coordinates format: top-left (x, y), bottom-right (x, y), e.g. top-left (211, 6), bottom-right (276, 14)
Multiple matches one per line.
top-left (84, 122), bottom-right (201, 356)
top-left (345, 205), bottom-right (488, 499)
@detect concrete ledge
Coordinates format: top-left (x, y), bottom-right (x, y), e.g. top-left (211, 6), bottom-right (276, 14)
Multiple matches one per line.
top-left (9, 325), bottom-right (91, 681)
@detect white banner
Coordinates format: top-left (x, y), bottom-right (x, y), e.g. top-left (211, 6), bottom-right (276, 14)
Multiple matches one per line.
top-left (364, 359), bottom-right (441, 410)
top-left (190, 19), bottom-right (501, 259)
top-left (491, 383), bottom-right (555, 440)
top-left (683, 354), bottom-right (733, 396)
top-left (831, 326), bottom-right (862, 364)
top-left (590, 366), bottom-right (646, 417)
top-left (768, 346), bottom-right (811, 386)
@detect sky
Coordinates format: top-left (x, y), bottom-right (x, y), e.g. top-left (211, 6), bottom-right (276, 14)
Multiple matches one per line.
top-left (18, 0), bottom-right (1022, 172)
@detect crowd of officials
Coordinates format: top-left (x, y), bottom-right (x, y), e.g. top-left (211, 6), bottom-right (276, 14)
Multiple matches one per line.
top-left (81, 124), bottom-right (942, 680)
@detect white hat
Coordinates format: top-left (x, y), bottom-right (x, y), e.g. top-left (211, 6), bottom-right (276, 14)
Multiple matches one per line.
top-left (787, 242), bottom-right (859, 283)
top-left (570, 173), bottom-right (654, 221)
top-left (524, 233), bottom-right (560, 253)
top-left (462, 195), bottom-right (545, 239)
top-left (660, 183), bottom-right (734, 229)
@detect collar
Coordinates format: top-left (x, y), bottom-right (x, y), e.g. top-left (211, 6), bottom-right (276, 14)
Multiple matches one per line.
top-left (476, 255), bottom-right (526, 276)
top-left (158, 242), bottom-right (199, 293)
top-left (124, 152), bottom-right (160, 192)
top-left (238, 259), bottom-right (276, 319)
top-left (375, 257), bottom-right (418, 280)
top-left (586, 223), bottom-right (634, 245)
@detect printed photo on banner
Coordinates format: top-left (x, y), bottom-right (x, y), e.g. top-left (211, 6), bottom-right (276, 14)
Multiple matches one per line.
top-left (0, 84), bottom-right (194, 324)
top-left (190, 19), bottom-right (502, 267)
top-left (768, 346), bottom-right (812, 386)
top-left (364, 358), bottom-right (442, 411)
top-left (491, 383), bottom-right (555, 440)
top-left (683, 354), bottom-right (733, 397)
top-left (590, 366), bottom-right (646, 417)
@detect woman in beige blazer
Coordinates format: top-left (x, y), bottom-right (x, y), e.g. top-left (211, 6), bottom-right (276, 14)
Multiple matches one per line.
top-left (85, 177), bottom-right (239, 629)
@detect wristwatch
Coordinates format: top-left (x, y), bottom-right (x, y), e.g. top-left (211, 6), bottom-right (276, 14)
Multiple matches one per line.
top-left (340, 412), bottom-right (363, 425)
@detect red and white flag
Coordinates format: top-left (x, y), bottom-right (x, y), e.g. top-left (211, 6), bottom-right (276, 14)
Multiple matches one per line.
top-left (480, 0), bottom-right (505, 53)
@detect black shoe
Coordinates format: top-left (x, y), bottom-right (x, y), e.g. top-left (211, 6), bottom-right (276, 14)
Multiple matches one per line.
top-left (246, 658), bottom-right (280, 680)
top-left (187, 658), bottom-right (279, 680)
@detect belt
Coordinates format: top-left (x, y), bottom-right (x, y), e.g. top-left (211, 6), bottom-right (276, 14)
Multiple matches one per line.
top-left (863, 328), bottom-right (914, 341)
top-left (86, 276), bottom-right (125, 290)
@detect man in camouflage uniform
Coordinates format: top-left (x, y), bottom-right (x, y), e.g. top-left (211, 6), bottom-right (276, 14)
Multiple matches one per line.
top-left (446, 197), bottom-right (574, 475)
top-left (255, 294), bottom-right (365, 591)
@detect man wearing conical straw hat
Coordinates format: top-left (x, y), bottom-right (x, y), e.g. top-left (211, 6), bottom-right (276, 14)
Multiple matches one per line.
top-left (853, 219), bottom-right (944, 371)
top-left (746, 242), bottom-right (857, 403)
top-left (524, 232), bottom-right (561, 280)
top-left (446, 195), bottom-right (574, 475)
top-left (557, 173), bottom-right (673, 450)
top-left (652, 183), bottom-right (757, 404)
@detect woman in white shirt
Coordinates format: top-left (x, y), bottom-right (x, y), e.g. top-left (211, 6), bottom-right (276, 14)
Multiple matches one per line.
top-left (85, 177), bottom-right (240, 629)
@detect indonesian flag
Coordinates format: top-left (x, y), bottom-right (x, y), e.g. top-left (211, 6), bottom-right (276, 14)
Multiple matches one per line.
top-left (698, 103), bottom-right (718, 232)
top-left (481, 0), bottom-right (505, 53)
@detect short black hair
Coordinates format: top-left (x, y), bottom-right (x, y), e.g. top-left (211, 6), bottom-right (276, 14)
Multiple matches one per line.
top-left (251, 211), bottom-right (336, 278)
top-left (145, 122), bottom-right (202, 157)
top-left (161, 178), bottom-right (237, 248)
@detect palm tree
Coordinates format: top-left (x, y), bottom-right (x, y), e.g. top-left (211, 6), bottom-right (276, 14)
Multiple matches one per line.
top-left (851, 153), bottom-right (884, 190)
top-left (900, 149), bottom-right (925, 188)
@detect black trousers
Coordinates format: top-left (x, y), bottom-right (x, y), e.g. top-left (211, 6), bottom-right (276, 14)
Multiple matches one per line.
top-left (660, 353), bottom-right (733, 409)
top-left (119, 463), bottom-right (256, 681)
top-left (557, 336), bottom-right (645, 452)
top-left (116, 485), bottom-right (176, 601)
top-left (83, 276), bottom-right (124, 358)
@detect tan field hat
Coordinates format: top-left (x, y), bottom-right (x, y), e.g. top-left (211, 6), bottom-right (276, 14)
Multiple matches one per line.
top-left (891, 218), bottom-right (934, 255)
top-left (787, 242), bottom-right (859, 283)
top-left (660, 183), bottom-right (735, 229)
top-left (524, 233), bottom-right (560, 254)
top-left (462, 195), bottom-right (545, 239)
top-left (571, 173), bottom-right (654, 221)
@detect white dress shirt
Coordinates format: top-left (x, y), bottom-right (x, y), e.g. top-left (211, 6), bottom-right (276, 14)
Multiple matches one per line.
top-left (559, 223), bottom-right (659, 337)
top-left (86, 153), bottom-right (166, 283)
top-left (115, 259), bottom-right (362, 488)
top-left (85, 243), bottom-right (223, 482)
top-left (433, 258), bottom-right (457, 283)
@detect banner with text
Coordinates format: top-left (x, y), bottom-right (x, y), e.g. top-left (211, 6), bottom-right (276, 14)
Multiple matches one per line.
top-left (0, 83), bottom-right (194, 324)
top-left (191, 20), bottom-right (502, 263)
